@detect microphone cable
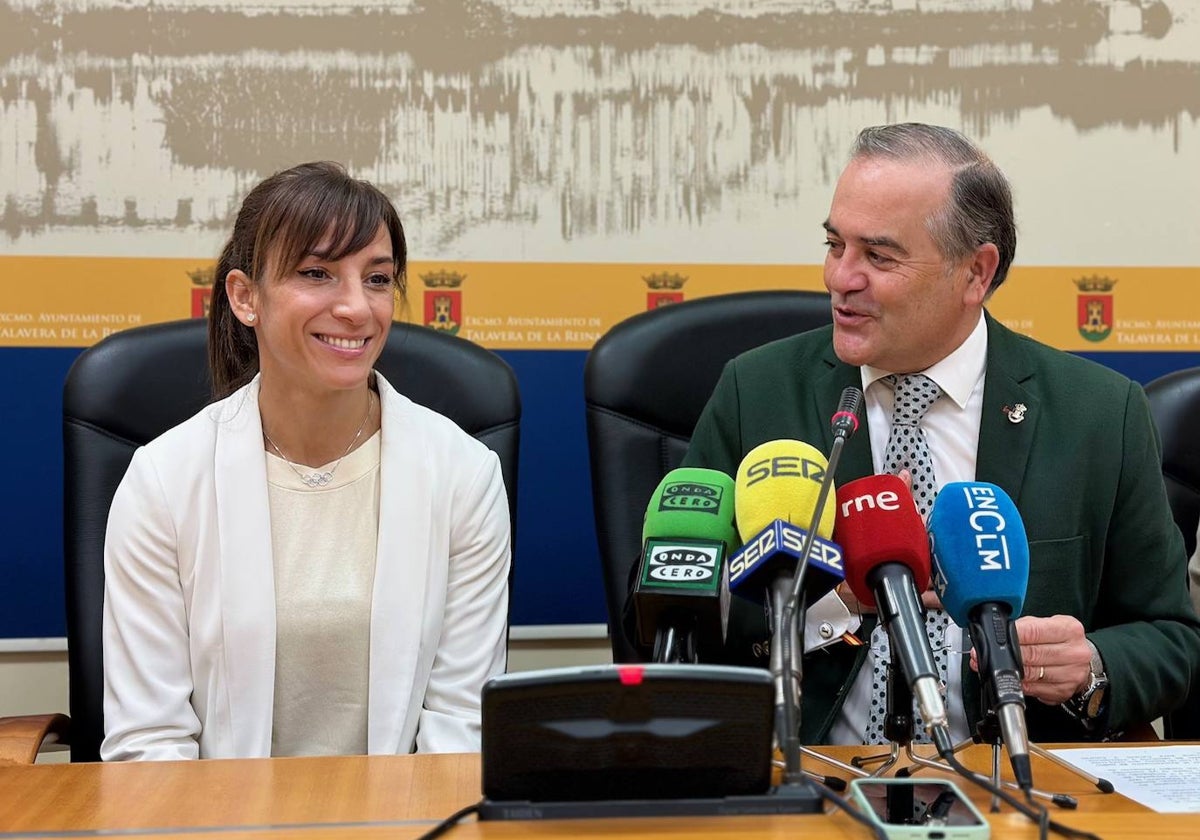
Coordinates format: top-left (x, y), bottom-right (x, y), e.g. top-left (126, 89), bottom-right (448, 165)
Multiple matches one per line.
top-left (414, 799), bottom-right (482, 840)
top-left (931, 741), bottom-right (1101, 840)
top-left (1029, 790), bottom-right (1052, 840)
top-left (804, 776), bottom-right (888, 840)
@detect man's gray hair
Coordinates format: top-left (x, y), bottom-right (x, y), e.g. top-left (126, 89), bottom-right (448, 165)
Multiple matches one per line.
top-left (851, 123), bottom-right (1016, 293)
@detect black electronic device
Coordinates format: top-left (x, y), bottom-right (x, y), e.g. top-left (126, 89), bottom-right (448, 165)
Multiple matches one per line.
top-left (478, 664), bottom-right (822, 820)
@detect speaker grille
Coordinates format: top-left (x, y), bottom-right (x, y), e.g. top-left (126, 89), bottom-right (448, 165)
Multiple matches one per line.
top-left (482, 666), bottom-right (774, 802)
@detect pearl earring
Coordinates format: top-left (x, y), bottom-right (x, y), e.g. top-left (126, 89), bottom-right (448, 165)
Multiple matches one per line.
top-left (246, 313), bottom-right (257, 324)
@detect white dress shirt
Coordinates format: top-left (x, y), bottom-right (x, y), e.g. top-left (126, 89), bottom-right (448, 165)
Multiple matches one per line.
top-left (819, 312), bottom-right (989, 744)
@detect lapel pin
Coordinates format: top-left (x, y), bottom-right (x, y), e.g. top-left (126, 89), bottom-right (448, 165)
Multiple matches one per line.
top-left (1003, 403), bottom-right (1028, 424)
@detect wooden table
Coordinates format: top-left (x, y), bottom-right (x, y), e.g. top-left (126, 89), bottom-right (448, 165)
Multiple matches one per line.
top-left (1, 746), bottom-right (1196, 838)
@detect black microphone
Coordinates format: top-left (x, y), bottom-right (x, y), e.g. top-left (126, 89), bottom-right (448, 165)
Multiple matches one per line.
top-left (831, 385), bottom-right (864, 441)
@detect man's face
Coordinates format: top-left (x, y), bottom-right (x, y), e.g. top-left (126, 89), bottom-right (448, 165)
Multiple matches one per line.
top-left (822, 156), bottom-right (991, 373)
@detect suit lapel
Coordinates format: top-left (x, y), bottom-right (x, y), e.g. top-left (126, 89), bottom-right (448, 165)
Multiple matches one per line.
top-left (814, 344), bottom-right (875, 483)
top-left (213, 378), bottom-right (277, 757)
top-left (367, 374), bottom-right (431, 753)
top-left (962, 313), bottom-right (1039, 731)
top-left (974, 314), bottom-right (1039, 505)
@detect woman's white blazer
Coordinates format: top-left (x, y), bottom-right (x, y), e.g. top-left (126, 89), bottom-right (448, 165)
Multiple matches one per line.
top-left (100, 373), bottom-right (510, 760)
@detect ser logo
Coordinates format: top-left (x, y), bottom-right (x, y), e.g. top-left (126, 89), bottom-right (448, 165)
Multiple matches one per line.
top-left (646, 544), bottom-right (719, 582)
top-left (728, 523), bottom-right (843, 583)
top-left (742, 456), bottom-right (825, 488)
top-left (658, 481), bottom-right (724, 514)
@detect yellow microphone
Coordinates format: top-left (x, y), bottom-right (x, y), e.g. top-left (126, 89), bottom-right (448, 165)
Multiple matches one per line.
top-left (730, 438), bottom-right (842, 781)
top-left (734, 439), bottom-right (836, 543)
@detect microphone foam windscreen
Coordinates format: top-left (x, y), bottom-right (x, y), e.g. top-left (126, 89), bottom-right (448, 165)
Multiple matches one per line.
top-left (929, 481), bottom-right (1029, 626)
top-left (834, 474), bottom-right (931, 609)
top-left (734, 439), bottom-right (835, 542)
top-left (642, 467), bottom-right (738, 549)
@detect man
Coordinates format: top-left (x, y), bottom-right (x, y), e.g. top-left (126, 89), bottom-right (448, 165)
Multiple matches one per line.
top-left (1191, 529), bottom-right (1200, 617)
top-left (681, 123), bottom-right (1200, 744)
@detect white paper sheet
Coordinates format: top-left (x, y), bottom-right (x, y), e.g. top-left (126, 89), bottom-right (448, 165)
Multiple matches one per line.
top-left (1048, 745), bottom-right (1200, 813)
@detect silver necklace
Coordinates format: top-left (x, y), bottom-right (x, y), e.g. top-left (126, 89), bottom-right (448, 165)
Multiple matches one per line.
top-left (262, 391), bottom-right (374, 488)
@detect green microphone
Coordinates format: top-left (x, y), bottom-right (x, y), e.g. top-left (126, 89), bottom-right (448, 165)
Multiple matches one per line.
top-left (634, 467), bottom-right (738, 663)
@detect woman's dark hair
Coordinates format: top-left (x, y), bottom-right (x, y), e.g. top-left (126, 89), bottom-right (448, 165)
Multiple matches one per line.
top-left (208, 161), bottom-right (407, 398)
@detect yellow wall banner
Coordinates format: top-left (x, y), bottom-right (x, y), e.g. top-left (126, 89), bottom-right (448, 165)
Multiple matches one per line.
top-left (987, 267), bottom-right (1200, 352)
top-left (1, 256), bottom-right (1196, 352)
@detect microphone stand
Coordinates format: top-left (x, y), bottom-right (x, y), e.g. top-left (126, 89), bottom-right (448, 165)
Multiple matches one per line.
top-left (777, 429), bottom-right (849, 785)
top-left (654, 626), bottom-right (679, 664)
top-left (851, 660), bottom-right (915, 777)
top-left (775, 387), bottom-right (863, 791)
top-left (903, 708), bottom-right (1009, 812)
top-left (845, 663), bottom-right (1085, 810)
top-left (897, 679), bottom-right (1109, 808)
top-left (652, 625), bottom-right (697, 665)
top-left (765, 586), bottom-right (823, 810)
top-left (842, 628), bottom-right (1087, 809)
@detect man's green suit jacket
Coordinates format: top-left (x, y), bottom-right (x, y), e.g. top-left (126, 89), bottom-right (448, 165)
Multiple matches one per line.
top-left (681, 312), bottom-right (1200, 743)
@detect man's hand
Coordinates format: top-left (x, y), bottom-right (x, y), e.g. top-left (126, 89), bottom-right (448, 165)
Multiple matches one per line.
top-left (969, 615), bottom-right (1092, 705)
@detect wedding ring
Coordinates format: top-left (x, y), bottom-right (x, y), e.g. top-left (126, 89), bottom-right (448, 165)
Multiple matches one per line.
top-left (1037, 665), bottom-right (1045, 681)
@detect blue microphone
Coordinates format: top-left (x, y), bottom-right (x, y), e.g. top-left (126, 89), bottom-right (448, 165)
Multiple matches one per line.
top-left (930, 482), bottom-right (1028, 622)
top-left (929, 481), bottom-right (1033, 791)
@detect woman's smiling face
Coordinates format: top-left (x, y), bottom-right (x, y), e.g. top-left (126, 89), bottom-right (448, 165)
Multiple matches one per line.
top-left (246, 223), bottom-right (397, 400)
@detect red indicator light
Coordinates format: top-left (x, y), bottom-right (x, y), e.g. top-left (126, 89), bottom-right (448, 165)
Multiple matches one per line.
top-left (617, 666), bottom-right (645, 686)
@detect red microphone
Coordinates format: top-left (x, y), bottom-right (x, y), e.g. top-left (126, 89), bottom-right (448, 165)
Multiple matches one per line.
top-left (834, 475), bottom-right (949, 749)
top-left (836, 474), bottom-right (930, 610)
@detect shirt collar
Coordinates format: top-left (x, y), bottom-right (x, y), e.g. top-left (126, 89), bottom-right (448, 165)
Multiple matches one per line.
top-left (858, 311), bottom-right (988, 410)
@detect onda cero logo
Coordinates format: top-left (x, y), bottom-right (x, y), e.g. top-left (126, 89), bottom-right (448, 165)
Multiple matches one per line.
top-left (647, 544), bottom-right (720, 582)
top-left (658, 481), bottom-right (724, 515)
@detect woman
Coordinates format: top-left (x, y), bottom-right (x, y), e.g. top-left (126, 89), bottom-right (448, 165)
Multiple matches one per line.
top-left (101, 162), bottom-right (510, 760)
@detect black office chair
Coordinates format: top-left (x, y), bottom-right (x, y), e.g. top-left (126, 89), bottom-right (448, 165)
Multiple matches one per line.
top-left (1145, 368), bottom-right (1200, 559)
top-left (1, 318), bottom-right (520, 763)
top-left (584, 290), bottom-right (833, 662)
top-left (1145, 366), bottom-right (1200, 740)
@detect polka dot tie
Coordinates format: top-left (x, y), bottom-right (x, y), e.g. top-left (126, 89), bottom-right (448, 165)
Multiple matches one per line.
top-left (864, 374), bottom-right (950, 745)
